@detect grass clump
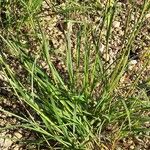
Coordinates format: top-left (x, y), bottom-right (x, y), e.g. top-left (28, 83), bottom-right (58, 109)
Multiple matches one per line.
top-left (0, 0), bottom-right (150, 149)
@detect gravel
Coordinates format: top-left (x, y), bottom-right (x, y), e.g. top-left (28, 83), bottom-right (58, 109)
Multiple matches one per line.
top-left (0, 0), bottom-right (150, 149)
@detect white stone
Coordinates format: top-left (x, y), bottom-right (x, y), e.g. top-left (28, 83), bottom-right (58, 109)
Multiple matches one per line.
top-left (130, 145), bottom-right (135, 149)
top-left (146, 13), bottom-right (150, 19)
top-left (103, 53), bottom-right (109, 61)
top-left (116, 147), bottom-right (122, 150)
top-left (128, 60), bottom-right (137, 70)
top-left (3, 138), bottom-right (13, 148)
top-left (0, 138), bottom-right (5, 147)
top-left (99, 43), bottom-right (105, 53)
top-left (129, 60), bottom-right (137, 65)
top-left (14, 132), bottom-right (22, 139)
top-left (14, 145), bottom-right (20, 150)
top-left (113, 21), bottom-right (120, 28)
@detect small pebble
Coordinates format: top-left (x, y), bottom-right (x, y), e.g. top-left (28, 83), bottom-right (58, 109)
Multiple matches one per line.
top-left (130, 145), bottom-right (135, 149)
top-left (14, 132), bottom-right (22, 139)
top-left (145, 13), bottom-right (150, 19)
top-left (129, 60), bottom-right (137, 65)
top-left (128, 60), bottom-right (137, 70)
top-left (116, 147), bottom-right (122, 150)
top-left (103, 53), bottom-right (109, 61)
top-left (3, 138), bottom-right (13, 149)
top-left (13, 144), bottom-right (20, 150)
top-left (113, 21), bottom-right (120, 28)
top-left (99, 43), bottom-right (105, 53)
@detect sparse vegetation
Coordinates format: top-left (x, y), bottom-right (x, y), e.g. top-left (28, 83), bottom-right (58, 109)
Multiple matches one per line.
top-left (0, 0), bottom-right (150, 149)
